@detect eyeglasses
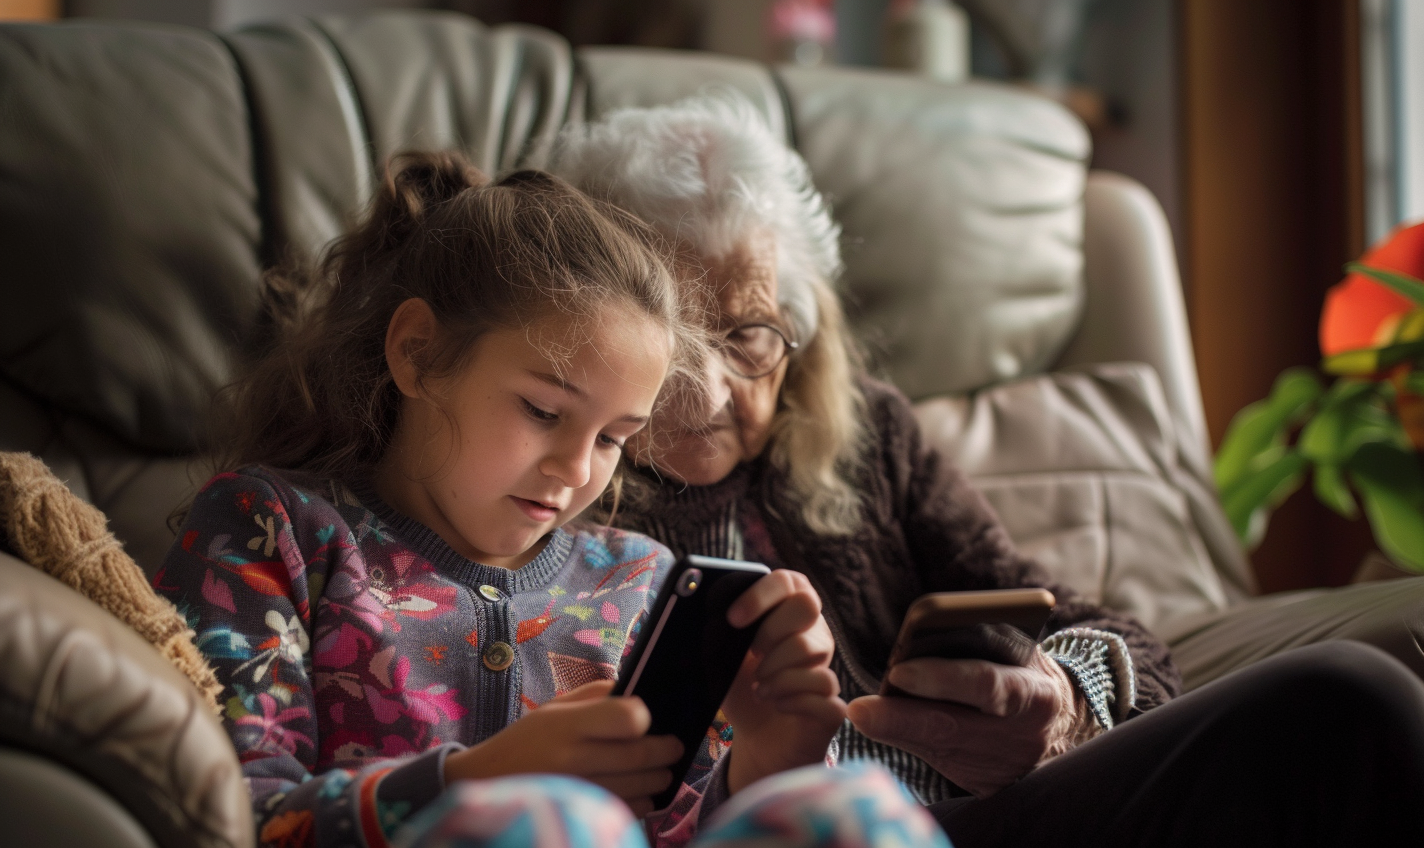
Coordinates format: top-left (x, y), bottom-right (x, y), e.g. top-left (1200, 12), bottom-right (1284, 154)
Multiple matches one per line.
top-left (717, 323), bottom-right (799, 379)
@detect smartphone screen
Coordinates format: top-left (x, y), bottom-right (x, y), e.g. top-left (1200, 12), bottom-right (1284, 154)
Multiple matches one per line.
top-left (612, 554), bottom-right (770, 810)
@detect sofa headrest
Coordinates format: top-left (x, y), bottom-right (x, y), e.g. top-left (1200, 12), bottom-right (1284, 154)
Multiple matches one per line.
top-left (0, 21), bottom-right (262, 454)
top-left (0, 13), bottom-right (576, 454)
top-left (0, 11), bottom-right (1089, 456)
top-left (780, 66), bottom-right (1090, 398)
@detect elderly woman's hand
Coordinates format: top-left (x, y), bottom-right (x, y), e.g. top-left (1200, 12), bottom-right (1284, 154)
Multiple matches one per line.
top-left (846, 650), bottom-right (1094, 798)
top-left (720, 570), bottom-right (848, 794)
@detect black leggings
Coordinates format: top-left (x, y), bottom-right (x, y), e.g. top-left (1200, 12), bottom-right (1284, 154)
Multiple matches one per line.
top-left (932, 641), bottom-right (1424, 848)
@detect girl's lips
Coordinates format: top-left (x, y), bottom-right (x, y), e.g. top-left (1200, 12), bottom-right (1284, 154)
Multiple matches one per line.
top-left (511, 496), bottom-right (559, 522)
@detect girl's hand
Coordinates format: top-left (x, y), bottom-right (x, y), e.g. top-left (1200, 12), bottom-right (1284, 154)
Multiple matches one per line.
top-left (719, 570), bottom-right (847, 794)
top-left (445, 680), bottom-right (683, 817)
top-left (846, 649), bottom-right (1086, 798)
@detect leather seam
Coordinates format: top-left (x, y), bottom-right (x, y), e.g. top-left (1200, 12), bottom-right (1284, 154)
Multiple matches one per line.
top-left (768, 66), bottom-right (799, 149)
top-left (214, 31), bottom-right (280, 271)
top-left (304, 17), bottom-right (380, 181)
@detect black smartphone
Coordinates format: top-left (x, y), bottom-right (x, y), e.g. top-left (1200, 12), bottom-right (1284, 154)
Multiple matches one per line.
top-left (611, 554), bottom-right (770, 810)
top-left (882, 588), bottom-right (1056, 695)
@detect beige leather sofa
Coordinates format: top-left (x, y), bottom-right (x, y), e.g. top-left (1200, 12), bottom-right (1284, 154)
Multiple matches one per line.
top-left (2, 10), bottom-right (1421, 847)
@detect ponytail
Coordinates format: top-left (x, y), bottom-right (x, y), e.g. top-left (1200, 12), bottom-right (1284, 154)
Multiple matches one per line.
top-left (370, 151), bottom-right (487, 254)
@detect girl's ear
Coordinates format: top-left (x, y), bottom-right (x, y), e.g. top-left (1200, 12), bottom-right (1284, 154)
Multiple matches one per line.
top-left (386, 298), bottom-right (439, 399)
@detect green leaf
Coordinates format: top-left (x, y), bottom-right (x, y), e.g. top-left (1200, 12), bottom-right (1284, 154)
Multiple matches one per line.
top-left (1214, 402), bottom-right (1282, 491)
top-left (1347, 262), bottom-right (1424, 308)
top-left (1297, 409), bottom-right (1343, 463)
top-left (1221, 450), bottom-right (1309, 547)
top-left (1323, 348), bottom-right (1381, 376)
top-left (1405, 370), bottom-right (1424, 397)
top-left (1396, 310), bottom-right (1424, 343)
top-left (1323, 338), bottom-right (1424, 375)
top-left (1346, 443), bottom-right (1424, 573)
top-left (1297, 394), bottom-right (1399, 465)
top-left (1214, 369), bottom-right (1323, 491)
top-left (1266, 368), bottom-right (1328, 416)
top-left (1313, 464), bottom-right (1358, 519)
top-left (1319, 377), bottom-right (1382, 408)
top-left (1372, 338), bottom-right (1424, 368)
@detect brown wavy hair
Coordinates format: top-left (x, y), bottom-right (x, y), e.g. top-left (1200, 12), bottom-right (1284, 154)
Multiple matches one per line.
top-left (210, 151), bottom-right (706, 497)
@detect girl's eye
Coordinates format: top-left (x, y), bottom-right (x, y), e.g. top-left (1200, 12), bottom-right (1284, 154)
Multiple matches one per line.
top-left (597, 433), bottom-right (625, 449)
top-left (522, 399), bottom-right (558, 422)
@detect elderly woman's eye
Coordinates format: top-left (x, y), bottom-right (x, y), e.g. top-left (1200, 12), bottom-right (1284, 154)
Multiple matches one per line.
top-left (725, 326), bottom-right (782, 368)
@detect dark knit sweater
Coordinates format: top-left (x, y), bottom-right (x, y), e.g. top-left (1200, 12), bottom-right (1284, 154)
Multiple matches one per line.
top-left (615, 377), bottom-right (1181, 802)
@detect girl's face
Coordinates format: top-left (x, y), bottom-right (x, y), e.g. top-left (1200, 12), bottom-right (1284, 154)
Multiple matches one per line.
top-left (376, 300), bottom-right (670, 569)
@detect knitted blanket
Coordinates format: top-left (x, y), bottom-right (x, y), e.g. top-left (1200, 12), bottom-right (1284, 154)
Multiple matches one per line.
top-left (0, 451), bottom-right (220, 711)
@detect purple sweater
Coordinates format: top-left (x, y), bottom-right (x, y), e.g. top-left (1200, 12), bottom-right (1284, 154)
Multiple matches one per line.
top-left (156, 466), bottom-right (725, 848)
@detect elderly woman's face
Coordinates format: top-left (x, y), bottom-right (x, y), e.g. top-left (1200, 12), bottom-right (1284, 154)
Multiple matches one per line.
top-left (646, 235), bottom-right (790, 486)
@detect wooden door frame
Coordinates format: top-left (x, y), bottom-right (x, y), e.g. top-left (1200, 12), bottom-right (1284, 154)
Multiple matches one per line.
top-left (1181, 0), bottom-right (1370, 591)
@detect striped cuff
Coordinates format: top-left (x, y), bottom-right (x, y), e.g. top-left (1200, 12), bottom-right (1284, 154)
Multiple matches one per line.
top-left (363, 744), bottom-right (461, 846)
top-left (1039, 628), bottom-right (1136, 730)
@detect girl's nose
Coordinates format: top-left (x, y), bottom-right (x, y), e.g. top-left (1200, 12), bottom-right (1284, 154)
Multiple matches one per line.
top-left (543, 436), bottom-right (593, 489)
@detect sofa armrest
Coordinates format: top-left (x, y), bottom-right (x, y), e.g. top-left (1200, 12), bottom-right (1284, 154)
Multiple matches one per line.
top-left (1164, 577), bottom-right (1424, 690)
top-left (0, 552), bottom-right (250, 848)
top-left (1056, 171), bottom-right (1207, 461)
top-left (1054, 172), bottom-right (1256, 601)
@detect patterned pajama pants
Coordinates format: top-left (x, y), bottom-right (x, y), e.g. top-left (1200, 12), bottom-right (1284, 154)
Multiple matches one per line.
top-left (394, 762), bottom-right (951, 848)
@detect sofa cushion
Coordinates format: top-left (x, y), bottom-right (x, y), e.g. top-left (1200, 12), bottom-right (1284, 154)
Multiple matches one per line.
top-left (0, 552), bottom-right (249, 848)
top-left (227, 12), bottom-right (577, 270)
top-left (0, 21), bottom-right (262, 455)
top-left (577, 45), bottom-right (790, 138)
top-left (0, 748), bottom-right (160, 848)
top-left (313, 12), bottom-right (573, 173)
top-left (913, 363), bottom-right (1231, 632)
top-left (1164, 577), bottom-right (1424, 690)
top-left (781, 67), bottom-right (1090, 398)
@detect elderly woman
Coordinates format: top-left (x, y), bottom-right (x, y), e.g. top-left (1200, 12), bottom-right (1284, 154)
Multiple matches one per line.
top-left (550, 96), bottom-right (1424, 847)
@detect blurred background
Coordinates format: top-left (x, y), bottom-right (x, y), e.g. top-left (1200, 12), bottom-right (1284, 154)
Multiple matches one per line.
top-left (2, 0), bottom-right (1421, 595)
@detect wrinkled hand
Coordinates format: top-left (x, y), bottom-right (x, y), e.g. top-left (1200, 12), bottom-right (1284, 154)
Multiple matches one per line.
top-left (720, 570), bottom-right (847, 794)
top-left (445, 680), bottom-right (682, 817)
top-left (847, 650), bottom-right (1085, 798)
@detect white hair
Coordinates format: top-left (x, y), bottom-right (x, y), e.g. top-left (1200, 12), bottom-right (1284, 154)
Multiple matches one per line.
top-left (548, 93), bottom-right (842, 345)
top-left (551, 93), bottom-right (869, 536)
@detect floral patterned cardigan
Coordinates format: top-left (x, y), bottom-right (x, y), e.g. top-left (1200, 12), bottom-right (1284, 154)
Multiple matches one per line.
top-left (156, 466), bottom-right (728, 848)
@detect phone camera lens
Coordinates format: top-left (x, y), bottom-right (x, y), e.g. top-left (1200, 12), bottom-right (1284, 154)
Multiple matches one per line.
top-left (675, 568), bottom-right (702, 597)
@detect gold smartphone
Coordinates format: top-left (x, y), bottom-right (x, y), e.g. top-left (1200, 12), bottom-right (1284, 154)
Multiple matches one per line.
top-left (882, 588), bottom-right (1056, 695)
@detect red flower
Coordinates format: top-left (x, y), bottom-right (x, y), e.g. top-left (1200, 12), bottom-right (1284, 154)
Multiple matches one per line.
top-left (1320, 221), bottom-right (1424, 356)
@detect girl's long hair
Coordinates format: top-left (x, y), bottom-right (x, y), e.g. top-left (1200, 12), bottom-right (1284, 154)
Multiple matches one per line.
top-left (211, 151), bottom-right (708, 495)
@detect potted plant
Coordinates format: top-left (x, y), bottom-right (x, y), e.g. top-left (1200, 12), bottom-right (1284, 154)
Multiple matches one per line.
top-left (1214, 222), bottom-right (1424, 573)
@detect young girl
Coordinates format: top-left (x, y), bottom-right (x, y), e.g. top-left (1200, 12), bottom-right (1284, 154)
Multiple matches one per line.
top-left (155, 153), bottom-right (949, 848)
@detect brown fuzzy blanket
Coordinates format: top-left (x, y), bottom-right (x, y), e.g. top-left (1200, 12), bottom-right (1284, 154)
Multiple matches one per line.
top-left (0, 451), bottom-right (221, 712)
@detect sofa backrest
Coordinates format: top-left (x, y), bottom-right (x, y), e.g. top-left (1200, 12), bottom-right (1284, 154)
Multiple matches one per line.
top-left (0, 11), bottom-right (1242, 634)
